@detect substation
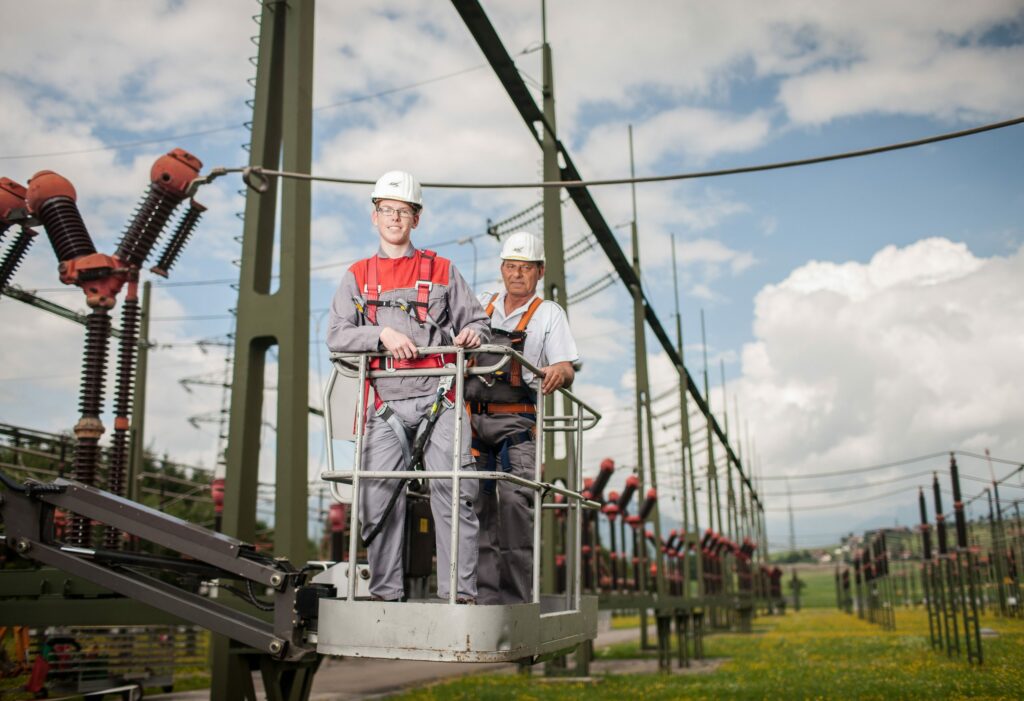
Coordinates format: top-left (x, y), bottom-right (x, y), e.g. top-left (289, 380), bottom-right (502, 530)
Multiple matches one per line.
top-left (10, 2), bottom-right (1022, 700)
top-left (835, 452), bottom-right (1024, 666)
top-left (0, 2), bottom-right (778, 699)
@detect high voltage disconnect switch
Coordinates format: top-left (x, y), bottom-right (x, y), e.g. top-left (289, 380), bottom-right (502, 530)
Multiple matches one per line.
top-left (1, 149), bottom-right (207, 549)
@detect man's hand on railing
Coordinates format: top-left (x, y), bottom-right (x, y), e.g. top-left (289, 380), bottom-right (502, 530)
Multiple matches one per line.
top-left (540, 361), bottom-right (574, 395)
top-left (379, 327), bottom-right (419, 359)
top-left (453, 327), bottom-right (481, 349)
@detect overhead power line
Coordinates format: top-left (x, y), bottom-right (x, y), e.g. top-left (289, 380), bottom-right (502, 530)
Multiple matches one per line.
top-left (760, 450), bottom-right (1023, 481)
top-left (760, 451), bottom-right (951, 480)
top-left (231, 115), bottom-right (1024, 191)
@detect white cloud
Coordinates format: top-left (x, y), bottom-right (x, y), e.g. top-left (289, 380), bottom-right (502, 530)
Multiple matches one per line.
top-left (738, 238), bottom-right (1024, 522)
top-left (778, 44), bottom-right (1024, 125)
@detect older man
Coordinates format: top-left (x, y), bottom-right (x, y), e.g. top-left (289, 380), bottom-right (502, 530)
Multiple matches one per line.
top-left (466, 231), bottom-right (579, 604)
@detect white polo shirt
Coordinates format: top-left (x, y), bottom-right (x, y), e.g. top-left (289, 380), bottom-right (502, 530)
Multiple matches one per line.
top-left (478, 290), bottom-right (579, 385)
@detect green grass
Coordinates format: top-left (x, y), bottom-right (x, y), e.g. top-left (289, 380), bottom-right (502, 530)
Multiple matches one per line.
top-left (791, 565), bottom-right (841, 608)
top-left (387, 608), bottom-right (1024, 700)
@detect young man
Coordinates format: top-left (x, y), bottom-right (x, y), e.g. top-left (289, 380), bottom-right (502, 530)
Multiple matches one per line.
top-left (326, 170), bottom-right (489, 603)
top-left (467, 231), bottom-right (579, 604)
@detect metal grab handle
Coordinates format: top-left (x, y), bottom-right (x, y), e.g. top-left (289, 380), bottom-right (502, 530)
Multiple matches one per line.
top-left (321, 344), bottom-right (603, 608)
top-left (320, 468), bottom-right (601, 510)
top-left (329, 349), bottom-right (510, 378)
top-left (328, 345), bottom-right (603, 428)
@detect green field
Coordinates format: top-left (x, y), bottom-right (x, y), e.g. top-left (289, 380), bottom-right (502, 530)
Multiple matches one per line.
top-left (390, 607), bottom-right (1024, 700)
top-left (790, 564), bottom-right (842, 608)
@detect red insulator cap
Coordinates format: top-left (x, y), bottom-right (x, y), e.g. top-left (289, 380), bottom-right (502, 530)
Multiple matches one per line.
top-left (624, 475), bottom-right (640, 488)
top-left (626, 514), bottom-right (641, 527)
top-left (600, 457), bottom-right (614, 471)
top-left (151, 148), bottom-right (203, 197)
top-left (329, 502), bottom-right (347, 532)
top-left (26, 170), bottom-right (76, 214)
top-left (210, 477), bottom-right (226, 514)
top-left (0, 178), bottom-right (27, 222)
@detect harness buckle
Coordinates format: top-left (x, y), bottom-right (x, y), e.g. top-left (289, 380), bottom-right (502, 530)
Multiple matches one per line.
top-left (384, 356), bottom-right (396, 372)
top-left (416, 280), bottom-right (432, 292)
top-left (438, 365), bottom-right (456, 408)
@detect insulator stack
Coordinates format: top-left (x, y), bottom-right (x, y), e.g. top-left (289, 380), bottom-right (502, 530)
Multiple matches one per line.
top-left (116, 187), bottom-right (184, 267)
top-left (919, 487), bottom-right (932, 560)
top-left (116, 149), bottom-right (201, 268)
top-left (949, 453), bottom-right (968, 549)
top-left (0, 228), bottom-right (37, 291)
top-left (587, 458), bottom-right (614, 500)
top-left (616, 475), bottom-right (639, 511)
top-left (103, 289), bottom-right (141, 550)
top-left (151, 200), bottom-right (205, 277)
top-left (111, 293), bottom-right (140, 425)
top-left (26, 171), bottom-right (96, 262)
top-left (638, 488), bottom-right (657, 520)
top-left (66, 309), bottom-right (111, 547)
top-left (78, 310), bottom-right (110, 423)
top-left (933, 473), bottom-right (948, 555)
top-left (0, 178), bottom-right (36, 291)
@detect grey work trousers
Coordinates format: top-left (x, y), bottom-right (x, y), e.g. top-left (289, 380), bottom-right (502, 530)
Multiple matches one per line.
top-left (360, 394), bottom-right (479, 601)
top-left (472, 412), bottom-right (537, 604)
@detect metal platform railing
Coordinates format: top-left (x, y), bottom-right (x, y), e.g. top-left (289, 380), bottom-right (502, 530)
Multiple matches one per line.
top-left (320, 344), bottom-right (601, 609)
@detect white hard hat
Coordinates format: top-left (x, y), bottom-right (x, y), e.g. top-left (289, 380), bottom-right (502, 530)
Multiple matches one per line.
top-left (500, 231), bottom-right (545, 263)
top-left (371, 170), bottom-right (423, 208)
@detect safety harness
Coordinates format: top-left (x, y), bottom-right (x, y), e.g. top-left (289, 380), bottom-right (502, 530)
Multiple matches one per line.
top-left (468, 293), bottom-right (543, 494)
top-left (350, 249), bottom-right (458, 546)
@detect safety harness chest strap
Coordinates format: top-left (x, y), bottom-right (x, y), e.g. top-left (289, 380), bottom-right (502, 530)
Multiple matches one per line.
top-left (361, 249), bottom-right (437, 326)
top-left (485, 294), bottom-right (544, 387)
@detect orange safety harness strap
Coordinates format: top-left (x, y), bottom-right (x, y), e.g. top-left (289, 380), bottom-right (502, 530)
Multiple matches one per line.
top-left (486, 294), bottom-right (544, 387)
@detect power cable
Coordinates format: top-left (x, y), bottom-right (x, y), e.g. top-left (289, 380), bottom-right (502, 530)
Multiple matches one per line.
top-left (759, 451), bottom-right (951, 480)
top-left (763, 484), bottom-right (944, 512)
top-left (233, 115), bottom-right (1024, 191)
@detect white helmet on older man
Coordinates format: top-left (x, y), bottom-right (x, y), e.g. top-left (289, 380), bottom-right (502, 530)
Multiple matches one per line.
top-left (371, 170), bottom-right (423, 209)
top-left (500, 231), bottom-right (545, 264)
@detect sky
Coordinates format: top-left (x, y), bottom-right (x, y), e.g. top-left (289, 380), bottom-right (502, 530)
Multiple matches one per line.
top-left (1, 0), bottom-right (1023, 549)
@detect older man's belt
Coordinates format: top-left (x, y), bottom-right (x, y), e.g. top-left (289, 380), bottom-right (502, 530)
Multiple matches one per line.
top-left (469, 401), bottom-right (536, 415)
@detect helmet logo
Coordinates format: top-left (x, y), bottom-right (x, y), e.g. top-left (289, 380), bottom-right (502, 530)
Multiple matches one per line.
top-left (388, 180), bottom-right (400, 187)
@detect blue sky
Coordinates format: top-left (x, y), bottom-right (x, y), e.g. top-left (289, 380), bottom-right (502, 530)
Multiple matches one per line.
top-left (2, 1), bottom-right (1023, 548)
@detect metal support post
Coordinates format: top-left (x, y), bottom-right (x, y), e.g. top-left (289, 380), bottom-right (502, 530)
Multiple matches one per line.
top-left (539, 6), bottom-right (571, 598)
top-left (127, 280), bottom-right (151, 506)
top-left (212, 0), bottom-right (316, 697)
